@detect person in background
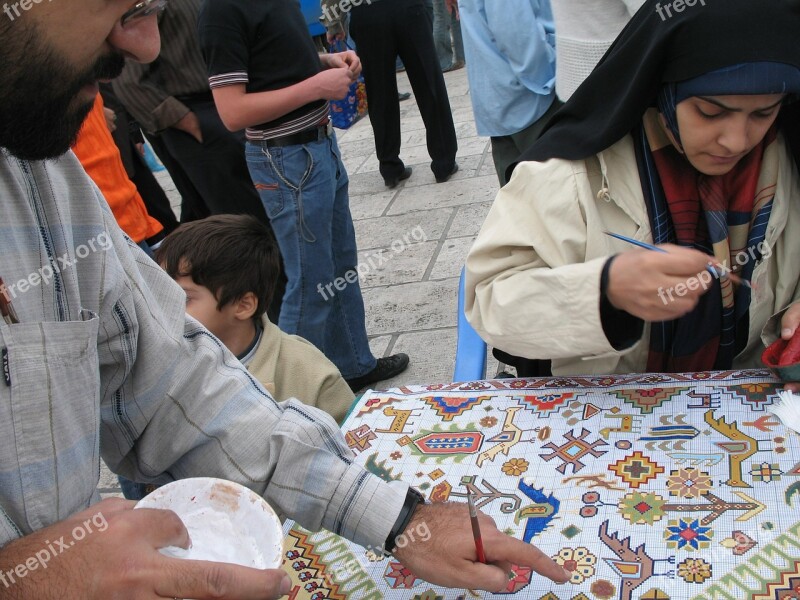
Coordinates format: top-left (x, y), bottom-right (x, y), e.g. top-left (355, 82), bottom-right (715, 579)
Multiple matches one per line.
top-left (112, 0), bottom-right (287, 321)
top-left (323, 0), bottom-right (459, 187)
top-left (121, 214), bottom-right (357, 501)
top-left (111, 0), bottom-right (269, 226)
top-left (433, 0), bottom-right (465, 72)
top-left (199, 0), bottom-right (411, 392)
top-left (101, 83), bottom-right (180, 237)
top-left (71, 95), bottom-right (165, 256)
top-left (466, 0), bottom-right (800, 385)
top-left (451, 0), bottom-right (559, 186)
top-left (550, 0), bottom-right (645, 101)
top-left (157, 214), bottom-right (355, 425)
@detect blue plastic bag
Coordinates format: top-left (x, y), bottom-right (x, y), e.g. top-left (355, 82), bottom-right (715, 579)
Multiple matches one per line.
top-left (328, 43), bottom-right (368, 130)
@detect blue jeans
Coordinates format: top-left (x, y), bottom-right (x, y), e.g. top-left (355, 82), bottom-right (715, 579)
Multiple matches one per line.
top-left (245, 135), bottom-right (376, 379)
top-left (432, 0), bottom-right (464, 70)
top-left (118, 476), bottom-right (149, 501)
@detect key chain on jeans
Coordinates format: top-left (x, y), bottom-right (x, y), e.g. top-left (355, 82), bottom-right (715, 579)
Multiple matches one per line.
top-left (259, 145), bottom-right (317, 243)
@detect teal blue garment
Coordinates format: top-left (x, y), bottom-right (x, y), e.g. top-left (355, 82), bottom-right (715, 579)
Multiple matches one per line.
top-left (458, 0), bottom-right (556, 137)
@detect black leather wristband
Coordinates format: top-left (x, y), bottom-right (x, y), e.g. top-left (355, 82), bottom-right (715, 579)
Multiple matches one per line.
top-left (384, 487), bottom-right (425, 553)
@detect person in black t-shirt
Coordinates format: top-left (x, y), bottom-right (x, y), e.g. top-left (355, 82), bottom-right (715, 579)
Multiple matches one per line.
top-left (198, 0), bottom-right (410, 393)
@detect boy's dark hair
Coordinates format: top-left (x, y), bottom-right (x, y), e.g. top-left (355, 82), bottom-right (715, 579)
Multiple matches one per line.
top-left (156, 214), bottom-right (280, 322)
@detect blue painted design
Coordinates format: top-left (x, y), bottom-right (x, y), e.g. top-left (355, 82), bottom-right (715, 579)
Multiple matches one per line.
top-left (517, 481), bottom-right (560, 543)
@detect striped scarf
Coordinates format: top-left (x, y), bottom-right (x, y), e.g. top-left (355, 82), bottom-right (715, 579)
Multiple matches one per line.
top-left (636, 109), bottom-right (779, 372)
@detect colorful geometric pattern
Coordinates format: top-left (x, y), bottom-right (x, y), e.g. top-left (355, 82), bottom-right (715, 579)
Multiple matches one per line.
top-left (539, 428), bottom-right (609, 474)
top-left (609, 386), bottom-right (690, 414)
top-left (422, 394), bottom-right (490, 421)
top-left (515, 392), bottom-right (574, 417)
top-left (344, 424), bottom-right (376, 454)
top-left (383, 561), bottom-right (419, 589)
top-left (282, 371), bottom-right (799, 600)
top-left (609, 451), bottom-right (665, 489)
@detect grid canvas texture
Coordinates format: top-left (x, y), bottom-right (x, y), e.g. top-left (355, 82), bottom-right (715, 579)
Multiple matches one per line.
top-left (281, 370), bottom-right (800, 600)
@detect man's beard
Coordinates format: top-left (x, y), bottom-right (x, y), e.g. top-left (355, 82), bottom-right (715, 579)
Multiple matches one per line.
top-left (0, 24), bottom-right (125, 161)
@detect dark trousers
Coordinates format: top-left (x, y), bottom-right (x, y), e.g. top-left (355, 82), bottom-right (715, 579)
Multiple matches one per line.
top-left (145, 133), bottom-right (211, 224)
top-left (149, 99), bottom-right (286, 322)
top-left (490, 98), bottom-right (563, 187)
top-left (350, 0), bottom-right (457, 181)
top-left (156, 99), bottom-right (269, 223)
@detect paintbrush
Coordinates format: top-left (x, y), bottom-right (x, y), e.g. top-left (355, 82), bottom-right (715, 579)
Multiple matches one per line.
top-left (603, 231), bottom-right (755, 290)
top-left (466, 489), bottom-right (486, 564)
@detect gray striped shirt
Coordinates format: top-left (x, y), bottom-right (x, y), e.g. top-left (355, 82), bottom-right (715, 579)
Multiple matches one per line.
top-left (111, 0), bottom-right (212, 134)
top-left (0, 149), bottom-right (405, 549)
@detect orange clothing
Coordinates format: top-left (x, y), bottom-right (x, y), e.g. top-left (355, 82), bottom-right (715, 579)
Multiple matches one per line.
top-left (72, 95), bottom-right (163, 243)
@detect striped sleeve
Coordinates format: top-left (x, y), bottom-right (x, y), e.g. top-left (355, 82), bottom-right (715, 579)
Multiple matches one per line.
top-left (197, 1), bottom-right (252, 90)
top-left (208, 72), bottom-right (250, 89)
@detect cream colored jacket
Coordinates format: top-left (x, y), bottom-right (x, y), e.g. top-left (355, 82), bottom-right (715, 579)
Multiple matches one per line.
top-left (466, 134), bottom-right (800, 375)
top-left (247, 317), bottom-right (355, 424)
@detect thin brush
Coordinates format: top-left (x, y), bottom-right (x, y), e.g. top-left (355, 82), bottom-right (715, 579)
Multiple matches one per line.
top-left (603, 231), bottom-right (755, 290)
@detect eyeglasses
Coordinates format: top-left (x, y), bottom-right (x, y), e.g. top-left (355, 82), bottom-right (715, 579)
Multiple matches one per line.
top-left (120, 0), bottom-right (168, 27)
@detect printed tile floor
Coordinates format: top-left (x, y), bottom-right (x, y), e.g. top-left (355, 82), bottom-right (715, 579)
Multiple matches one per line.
top-left (98, 66), bottom-right (503, 497)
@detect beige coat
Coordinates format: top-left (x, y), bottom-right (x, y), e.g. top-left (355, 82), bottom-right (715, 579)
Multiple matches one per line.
top-left (466, 133), bottom-right (800, 375)
top-left (247, 317), bottom-right (355, 424)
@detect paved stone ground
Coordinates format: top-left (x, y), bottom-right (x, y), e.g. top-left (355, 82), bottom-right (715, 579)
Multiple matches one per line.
top-left (99, 66), bottom-right (502, 497)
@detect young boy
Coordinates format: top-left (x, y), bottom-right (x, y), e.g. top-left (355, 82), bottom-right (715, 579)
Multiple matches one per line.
top-left (158, 214), bottom-right (356, 422)
top-left (119, 214), bottom-right (356, 500)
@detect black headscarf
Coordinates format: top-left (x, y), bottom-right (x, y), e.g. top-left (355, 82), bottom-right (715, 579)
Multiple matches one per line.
top-left (516, 0), bottom-right (800, 170)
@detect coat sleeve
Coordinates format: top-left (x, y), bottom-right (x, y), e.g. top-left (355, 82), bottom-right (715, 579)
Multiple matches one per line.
top-left (95, 204), bottom-right (404, 550)
top-left (465, 158), bottom-right (637, 361)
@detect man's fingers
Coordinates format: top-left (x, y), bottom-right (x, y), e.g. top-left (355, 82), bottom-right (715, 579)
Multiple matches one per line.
top-left (486, 533), bottom-right (571, 584)
top-left (128, 508), bottom-right (191, 550)
top-left (156, 560), bottom-right (291, 600)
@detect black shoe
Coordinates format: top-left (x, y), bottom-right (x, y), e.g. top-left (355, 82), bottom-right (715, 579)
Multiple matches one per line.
top-left (435, 163), bottom-right (459, 183)
top-left (398, 92), bottom-right (412, 102)
top-left (384, 166), bottom-right (413, 189)
top-left (346, 353), bottom-right (410, 392)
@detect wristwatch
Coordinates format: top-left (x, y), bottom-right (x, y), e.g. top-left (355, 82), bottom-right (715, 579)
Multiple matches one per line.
top-left (384, 487), bottom-right (425, 553)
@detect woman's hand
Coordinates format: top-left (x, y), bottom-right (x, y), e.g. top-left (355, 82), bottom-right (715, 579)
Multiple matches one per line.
top-left (606, 244), bottom-right (717, 322)
top-left (780, 302), bottom-right (800, 391)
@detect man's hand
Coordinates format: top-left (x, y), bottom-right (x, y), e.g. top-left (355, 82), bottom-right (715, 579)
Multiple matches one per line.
top-left (0, 498), bottom-right (291, 599)
top-left (314, 68), bottom-right (357, 100)
top-left (326, 31), bottom-right (346, 45)
top-left (445, 0), bottom-right (459, 19)
top-left (393, 503), bottom-right (571, 592)
top-left (322, 51), bottom-right (361, 78)
top-left (102, 107), bottom-right (118, 133)
top-left (607, 244), bottom-right (716, 322)
top-left (780, 302), bottom-right (800, 392)
top-left (172, 111), bottom-right (204, 144)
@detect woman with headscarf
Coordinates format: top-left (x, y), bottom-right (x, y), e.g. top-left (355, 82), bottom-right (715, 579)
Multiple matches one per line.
top-left (465, 0), bottom-right (800, 383)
